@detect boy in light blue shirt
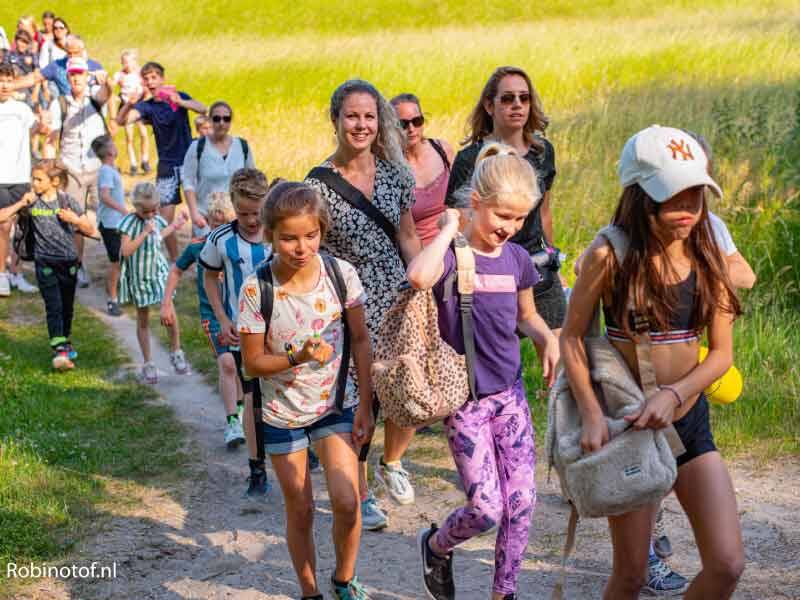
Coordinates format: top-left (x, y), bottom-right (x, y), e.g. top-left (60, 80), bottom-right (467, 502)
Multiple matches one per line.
top-left (91, 135), bottom-right (128, 316)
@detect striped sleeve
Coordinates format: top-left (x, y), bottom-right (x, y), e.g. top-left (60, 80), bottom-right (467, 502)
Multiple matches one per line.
top-left (117, 214), bottom-right (138, 237)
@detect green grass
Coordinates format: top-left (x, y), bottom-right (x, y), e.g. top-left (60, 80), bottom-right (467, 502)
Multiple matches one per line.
top-left (2, 1), bottom-right (798, 457)
top-left (0, 295), bottom-right (188, 590)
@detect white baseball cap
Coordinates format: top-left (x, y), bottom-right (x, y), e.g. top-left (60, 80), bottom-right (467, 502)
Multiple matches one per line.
top-left (618, 125), bottom-right (722, 203)
top-left (66, 57), bottom-right (89, 74)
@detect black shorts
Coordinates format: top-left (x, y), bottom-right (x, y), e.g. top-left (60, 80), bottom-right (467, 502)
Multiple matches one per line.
top-left (673, 393), bottom-right (717, 467)
top-left (533, 277), bottom-right (567, 329)
top-left (98, 224), bottom-right (122, 263)
top-left (231, 349), bottom-right (255, 395)
top-left (0, 183), bottom-right (30, 209)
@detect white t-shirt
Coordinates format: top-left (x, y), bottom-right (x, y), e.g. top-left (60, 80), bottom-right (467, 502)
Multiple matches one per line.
top-left (0, 99), bottom-right (35, 184)
top-left (237, 256), bottom-right (366, 428)
top-left (112, 70), bottom-right (143, 104)
top-left (708, 212), bottom-right (737, 256)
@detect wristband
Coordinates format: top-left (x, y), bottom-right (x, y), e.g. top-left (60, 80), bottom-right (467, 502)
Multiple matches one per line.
top-left (659, 384), bottom-right (683, 407)
top-left (285, 343), bottom-right (298, 367)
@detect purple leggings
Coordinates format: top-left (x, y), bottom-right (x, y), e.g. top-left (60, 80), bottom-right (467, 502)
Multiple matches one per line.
top-left (432, 379), bottom-right (536, 595)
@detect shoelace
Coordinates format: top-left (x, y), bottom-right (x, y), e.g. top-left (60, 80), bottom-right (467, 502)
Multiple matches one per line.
top-left (338, 576), bottom-right (369, 600)
top-left (648, 559), bottom-right (674, 585)
top-left (385, 465), bottom-right (411, 492)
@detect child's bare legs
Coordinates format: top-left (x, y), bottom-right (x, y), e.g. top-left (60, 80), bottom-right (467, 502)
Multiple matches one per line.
top-left (136, 306), bottom-right (151, 362)
top-left (159, 205), bottom-right (178, 262)
top-left (217, 352), bottom-right (239, 416)
top-left (124, 123), bottom-right (137, 170)
top-left (137, 122), bottom-right (150, 165)
top-left (106, 262), bottom-right (120, 301)
top-left (270, 449), bottom-right (317, 596)
top-left (316, 433), bottom-right (361, 583)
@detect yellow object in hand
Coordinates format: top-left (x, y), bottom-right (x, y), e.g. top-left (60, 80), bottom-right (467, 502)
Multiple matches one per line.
top-left (698, 346), bottom-right (743, 404)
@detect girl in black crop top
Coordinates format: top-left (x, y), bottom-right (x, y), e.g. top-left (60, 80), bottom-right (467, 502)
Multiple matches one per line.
top-left (561, 126), bottom-right (743, 600)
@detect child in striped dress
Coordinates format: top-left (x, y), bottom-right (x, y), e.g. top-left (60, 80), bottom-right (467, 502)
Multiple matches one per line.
top-left (119, 182), bottom-right (189, 384)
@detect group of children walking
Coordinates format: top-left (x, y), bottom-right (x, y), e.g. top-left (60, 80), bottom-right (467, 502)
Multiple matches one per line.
top-left (1, 58), bottom-right (750, 599)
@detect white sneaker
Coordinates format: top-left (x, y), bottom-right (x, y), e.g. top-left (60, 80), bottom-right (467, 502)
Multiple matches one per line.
top-left (170, 349), bottom-right (189, 374)
top-left (224, 418), bottom-right (245, 449)
top-left (142, 362), bottom-right (158, 384)
top-left (77, 264), bottom-right (90, 288)
top-left (0, 273), bottom-right (10, 297)
top-left (376, 458), bottom-right (415, 505)
top-left (10, 272), bottom-right (38, 293)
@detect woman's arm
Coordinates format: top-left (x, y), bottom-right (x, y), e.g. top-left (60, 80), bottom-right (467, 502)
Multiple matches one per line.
top-left (397, 209), bottom-right (422, 265)
top-left (726, 251), bottom-right (756, 289)
top-left (347, 303), bottom-right (376, 446)
top-left (517, 289), bottom-right (560, 387)
top-left (406, 208), bottom-right (459, 290)
top-left (560, 236), bottom-right (612, 452)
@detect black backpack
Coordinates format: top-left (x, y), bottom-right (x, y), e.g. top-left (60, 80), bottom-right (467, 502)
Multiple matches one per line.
top-left (13, 192), bottom-right (71, 261)
top-left (251, 253), bottom-right (350, 461)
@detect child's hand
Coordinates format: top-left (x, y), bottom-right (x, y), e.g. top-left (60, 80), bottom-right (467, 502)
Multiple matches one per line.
top-left (143, 219), bottom-right (157, 234)
top-left (57, 208), bottom-right (79, 225)
top-left (21, 191), bottom-right (36, 207)
top-left (437, 208), bottom-right (461, 233)
top-left (160, 301), bottom-right (175, 327)
top-left (540, 335), bottom-right (560, 388)
top-left (297, 335), bottom-right (334, 365)
top-left (93, 70), bottom-right (108, 86)
top-left (352, 402), bottom-right (375, 447)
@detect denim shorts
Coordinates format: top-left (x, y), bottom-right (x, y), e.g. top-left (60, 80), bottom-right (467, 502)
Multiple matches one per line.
top-left (264, 407), bottom-right (354, 455)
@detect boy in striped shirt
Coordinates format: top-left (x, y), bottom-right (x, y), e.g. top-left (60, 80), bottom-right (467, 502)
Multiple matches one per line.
top-left (200, 168), bottom-right (272, 498)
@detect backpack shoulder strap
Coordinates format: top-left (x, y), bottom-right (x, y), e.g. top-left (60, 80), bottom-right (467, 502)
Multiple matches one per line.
top-left (240, 137), bottom-right (249, 163)
top-left (58, 95), bottom-right (67, 143)
top-left (196, 136), bottom-right (207, 182)
top-left (321, 253), bottom-right (350, 413)
top-left (88, 96), bottom-right (109, 135)
top-left (252, 258), bottom-right (274, 463)
top-left (428, 138), bottom-right (450, 171)
top-left (452, 233), bottom-right (478, 401)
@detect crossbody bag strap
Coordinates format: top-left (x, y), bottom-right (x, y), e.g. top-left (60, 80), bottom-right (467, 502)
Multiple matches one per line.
top-left (321, 253), bottom-right (350, 413)
top-left (453, 233), bottom-right (478, 401)
top-left (253, 261), bottom-right (275, 463)
top-left (428, 138), bottom-right (450, 171)
top-left (307, 166), bottom-right (399, 252)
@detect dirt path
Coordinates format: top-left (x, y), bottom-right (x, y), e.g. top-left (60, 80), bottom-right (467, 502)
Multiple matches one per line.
top-left (16, 237), bottom-right (800, 600)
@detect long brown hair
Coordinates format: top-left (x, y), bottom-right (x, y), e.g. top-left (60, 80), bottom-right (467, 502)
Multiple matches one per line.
top-left (463, 66), bottom-right (548, 151)
top-left (607, 184), bottom-right (741, 337)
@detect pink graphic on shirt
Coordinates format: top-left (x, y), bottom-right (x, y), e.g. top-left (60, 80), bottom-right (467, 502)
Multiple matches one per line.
top-left (312, 318), bottom-right (325, 332)
top-left (475, 273), bottom-right (517, 293)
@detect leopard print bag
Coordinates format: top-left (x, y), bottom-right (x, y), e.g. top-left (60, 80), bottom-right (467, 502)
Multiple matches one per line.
top-left (372, 235), bottom-right (476, 427)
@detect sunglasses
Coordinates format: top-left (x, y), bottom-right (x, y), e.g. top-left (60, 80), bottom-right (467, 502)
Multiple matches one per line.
top-left (211, 115), bottom-right (232, 123)
top-left (54, 25), bottom-right (66, 30)
top-left (399, 115), bottom-right (424, 129)
top-left (498, 92), bottom-right (531, 106)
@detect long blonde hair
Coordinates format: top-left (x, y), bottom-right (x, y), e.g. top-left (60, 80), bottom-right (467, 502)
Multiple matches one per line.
top-left (469, 142), bottom-right (540, 208)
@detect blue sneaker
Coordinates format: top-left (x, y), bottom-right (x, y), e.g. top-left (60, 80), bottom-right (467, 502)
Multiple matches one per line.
top-left (360, 492), bottom-right (388, 531)
top-left (643, 555), bottom-right (688, 596)
top-left (243, 466), bottom-right (271, 500)
top-left (331, 574), bottom-right (370, 599)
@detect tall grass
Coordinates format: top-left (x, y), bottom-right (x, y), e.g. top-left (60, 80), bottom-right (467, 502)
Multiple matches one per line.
top-left (1, 2), bottom-right (797, 454)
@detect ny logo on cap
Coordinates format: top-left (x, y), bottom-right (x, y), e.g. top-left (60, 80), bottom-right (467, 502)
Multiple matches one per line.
top-left (666, 139), bottom-right (694, 161)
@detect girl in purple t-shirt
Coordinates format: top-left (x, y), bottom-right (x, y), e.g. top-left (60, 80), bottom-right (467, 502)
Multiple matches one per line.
top-left (407, 143), bottom-right (559, 600)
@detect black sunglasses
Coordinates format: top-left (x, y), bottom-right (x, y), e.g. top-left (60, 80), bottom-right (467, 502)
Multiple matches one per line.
top-left (399, 115), bottom-right (425, 129)
top-left (212, 115), bottom-right (232, 123)
top-left (498, 92), bottom-right (531, 106)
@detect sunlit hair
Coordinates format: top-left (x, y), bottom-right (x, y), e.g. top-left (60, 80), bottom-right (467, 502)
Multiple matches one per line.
top-left (32, 159), bottom-right (69, 190)
top-left (64, 34), bottom-right (84, 51)
top-left (230, 168), bottom-right (269, 207)
top-left (194, 114), bottom-right (210, 129)
top-left (607, 183), bottom-right (741, 338)
top-left (120, 48), bottom-right (138, 62)
top-left (131, 181), bottom-right (160, 209)
top-left (208, 100), bottom-right (233, 117)
top-left (90, 134), bottom-right (114, 161)
top-left (468, 142), bottom-right (540, 209)
top-left (0, 63), bottom-right (15, 79)
top-left (261, 181), bottom-right (331, 239)
top-left (207, 191), bottom-right (235, 222)
top-left (464, 66), bottom-right (548, 151)
top-left (390, 93), bottom-right (421, 112)
top-left (330, 78), bottom-right (407, 167)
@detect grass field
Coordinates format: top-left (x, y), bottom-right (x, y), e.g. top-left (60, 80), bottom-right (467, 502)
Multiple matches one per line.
top-left (2, 1), bottom-right (798, 458)
top-left (0, 296), bottom-right (188, 592)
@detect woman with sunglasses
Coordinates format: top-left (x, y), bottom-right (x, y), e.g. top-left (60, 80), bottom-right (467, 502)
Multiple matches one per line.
top-left (390, 94), bottom-right (455, 246)
top-left (447, 66), bottom-right (567, 336)
top-left (182, 101), bottom-right (255, 236)
top-left (37, 17), bottom-right (68, 71)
